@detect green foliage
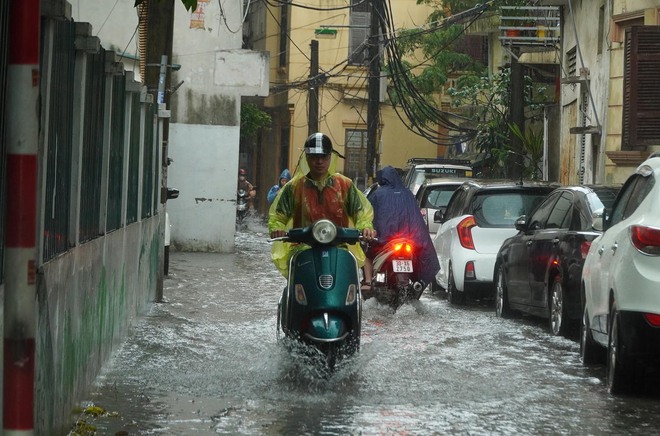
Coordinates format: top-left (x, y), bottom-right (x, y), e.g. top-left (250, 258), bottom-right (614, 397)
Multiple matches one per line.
top-left (388, 1), bottom-right (487, 128)
top-left (240, 103), bottom-right (272, 138)
top-left (134, 0), bottom-right (198, 12)
top-left (509, 123), bottom-right (543, 179)
top-left (447, 68), bottom-right (548, 178)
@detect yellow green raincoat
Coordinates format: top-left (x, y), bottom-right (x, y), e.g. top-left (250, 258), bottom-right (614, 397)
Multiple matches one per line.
top-left (268, 152), bottom-right (374, 277)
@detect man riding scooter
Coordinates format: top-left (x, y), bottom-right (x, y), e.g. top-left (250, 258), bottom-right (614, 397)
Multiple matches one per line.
top-left (268, 133), bottom-right (376, 369)
top-left (268, 133), bottom-right (376, 272)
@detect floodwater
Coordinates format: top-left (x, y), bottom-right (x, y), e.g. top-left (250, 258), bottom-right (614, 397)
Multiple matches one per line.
top-left (71, 218), bottom-right (660, 435)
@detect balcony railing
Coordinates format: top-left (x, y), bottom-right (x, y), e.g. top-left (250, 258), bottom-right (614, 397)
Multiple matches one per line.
top-left (499, 6), bottom-right (560, 48)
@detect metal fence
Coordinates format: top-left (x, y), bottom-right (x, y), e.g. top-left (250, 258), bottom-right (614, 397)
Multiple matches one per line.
top-left (39, 17), bottom-right (160, 261)
top-left (42, 19), bottom-right (75, 260)
top-left (79, 49), bottom-right (106, 243)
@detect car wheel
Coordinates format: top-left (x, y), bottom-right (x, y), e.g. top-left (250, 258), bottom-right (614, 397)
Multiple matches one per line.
top-left (447, 264), bottom-right (465, 305)
top-left (549, 276), bottom-right (568, 337)
top-left (495, 263), bottom-right (512, 318)
top-left (580, 302), bottom-right (603, 365)
top-left (607, 305), bottom-right (635, 394)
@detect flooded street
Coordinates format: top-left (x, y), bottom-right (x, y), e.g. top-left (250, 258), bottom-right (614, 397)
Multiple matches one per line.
top-left (73, 220), bottom-right (660, 435)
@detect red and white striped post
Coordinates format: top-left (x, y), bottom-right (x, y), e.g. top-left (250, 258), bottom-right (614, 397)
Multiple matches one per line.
top-left (4, 0), bottom-right (40, 433)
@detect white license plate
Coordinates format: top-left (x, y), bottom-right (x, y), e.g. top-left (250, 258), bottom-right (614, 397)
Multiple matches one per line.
top-left (392, 260), bottom-right (413, 273)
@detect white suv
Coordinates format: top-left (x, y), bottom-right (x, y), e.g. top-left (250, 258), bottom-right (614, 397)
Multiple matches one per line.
top-left (581, 152), bottom-right (660, 394)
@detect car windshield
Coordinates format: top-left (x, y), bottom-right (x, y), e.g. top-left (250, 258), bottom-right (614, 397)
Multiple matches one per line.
top-left (471, 190), bottom-right (550, 228)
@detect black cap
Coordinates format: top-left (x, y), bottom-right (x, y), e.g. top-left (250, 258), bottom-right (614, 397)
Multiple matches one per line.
top-left (304, 133), bottom-right (333, 155)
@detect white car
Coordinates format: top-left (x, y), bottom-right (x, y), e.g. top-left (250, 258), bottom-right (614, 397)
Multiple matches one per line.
top-left (580, 152), bottom-right (660, 394)
top-left (432, 180), bottom-right (558, 303)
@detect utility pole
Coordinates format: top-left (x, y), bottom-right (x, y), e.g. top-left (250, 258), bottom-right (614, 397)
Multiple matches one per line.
top-left (509, 53), bottom-right (525, 180)
top-left (144, 0), bottom-right (175, 301)
top-left (366, 0), bottom-right (381, 183)
top-left (308, 39), bottom-right (319, 135)
top-left (4, 0), bottom-right (39, 432)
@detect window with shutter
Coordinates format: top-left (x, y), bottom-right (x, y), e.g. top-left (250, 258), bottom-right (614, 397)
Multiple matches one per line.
top-left (349, 0), bottom-right (370, 65)
top-left (622, 26), bottom-right (660, 150)
top-left (345, 129), bottom-right (368, 181)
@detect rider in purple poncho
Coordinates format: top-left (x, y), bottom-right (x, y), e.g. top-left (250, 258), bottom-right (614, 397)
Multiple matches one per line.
top-left (363, 165), bottom-right (440, 288)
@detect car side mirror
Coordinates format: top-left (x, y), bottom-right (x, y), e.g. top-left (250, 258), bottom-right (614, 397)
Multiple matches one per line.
top-left (514, 215), bottom-right (528, 232)
top-left (167, 188), bottom-right (180, 200)
top-left (434, 210), bottom-right (444, 223)
top-left (592, 208), bottom-right (606, 232)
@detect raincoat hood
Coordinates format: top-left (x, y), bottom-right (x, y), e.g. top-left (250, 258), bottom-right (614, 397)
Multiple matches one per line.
top-left (279, 169), bottom-right (291, 182)
top-left (376, 166), bottom-right (405, 190)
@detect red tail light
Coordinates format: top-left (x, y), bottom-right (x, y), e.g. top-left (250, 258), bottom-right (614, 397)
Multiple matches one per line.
top-left (580, 241), bottom-right (592, 260)
top-left (457, 216), bottom-right (476, 250)
top-left (394, 242), bottom-right (413, 253)
top-left (644, 313), bottom-right (660, 327)
top-left (630, 225), bottom-right (660, 255)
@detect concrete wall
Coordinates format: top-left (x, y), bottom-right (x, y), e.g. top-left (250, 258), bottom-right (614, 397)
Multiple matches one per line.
top-left (558, 0), bottom-right (610, 185)
top-left (166, 1), bottom-right (268, 252)
top-left (35, 219), bottom-right (160, 434)
top-left (167, 123), bottom-right (240, 252)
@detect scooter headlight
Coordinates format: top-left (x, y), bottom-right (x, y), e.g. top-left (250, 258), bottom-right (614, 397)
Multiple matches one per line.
top-left (312, 219), bottom-right (337, 244)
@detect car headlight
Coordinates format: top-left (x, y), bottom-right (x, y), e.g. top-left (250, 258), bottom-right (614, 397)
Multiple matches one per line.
top-left (312, 219), bottom-right (337, 244)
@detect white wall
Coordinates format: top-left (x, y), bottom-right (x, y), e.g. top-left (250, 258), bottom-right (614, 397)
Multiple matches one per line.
top-left (167, 0), bottom-right (268, 252)
top-left (168, 123), bottom-right (240, 252)
top-left (69, 0), bottom-right (142, 77)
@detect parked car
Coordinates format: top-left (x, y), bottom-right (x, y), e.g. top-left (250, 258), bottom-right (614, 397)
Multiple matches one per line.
top-left (402, 158), bottom-right (473, 195)
top-left (494, 184), bottom-right (621, 337)
top-left (415, 177), bottom-right (467, 236)
top-left (432, 179), bottom-right (560, 304)
top-left (580, 153), bottom-right (660, 394)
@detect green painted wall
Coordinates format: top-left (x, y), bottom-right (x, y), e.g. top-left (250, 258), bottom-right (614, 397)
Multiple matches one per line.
top-left (34, 216), bottom-right (162, 434)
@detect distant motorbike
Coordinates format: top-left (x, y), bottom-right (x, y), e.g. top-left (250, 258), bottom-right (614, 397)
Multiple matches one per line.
top-left (236, 188), bottom-right (249, 226)
top-left (364, 237), bottom-right (425, 309)
top-left (272, 219), bottom-right (362, 373)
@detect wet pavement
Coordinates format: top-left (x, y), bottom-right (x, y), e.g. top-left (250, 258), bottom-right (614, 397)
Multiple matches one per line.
top-left (70, 218), bottom-right (660, 435)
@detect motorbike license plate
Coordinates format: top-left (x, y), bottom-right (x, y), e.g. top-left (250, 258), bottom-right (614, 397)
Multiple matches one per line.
top-left (392, 260), bottom-right (413, 273)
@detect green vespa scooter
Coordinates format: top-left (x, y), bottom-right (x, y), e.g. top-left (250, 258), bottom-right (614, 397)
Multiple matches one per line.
top-left (273, 219), bottom-right (363, 372)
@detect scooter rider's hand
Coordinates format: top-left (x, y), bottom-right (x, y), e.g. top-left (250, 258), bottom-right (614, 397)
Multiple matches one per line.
top-left (361, 228), bottom-right (377, 242)
top-left (270, 230), bottom-right (287, 239)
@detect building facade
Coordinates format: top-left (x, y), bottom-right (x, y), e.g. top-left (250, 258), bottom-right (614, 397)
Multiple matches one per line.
top-left (245, 0), bottom-right (458, 209)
